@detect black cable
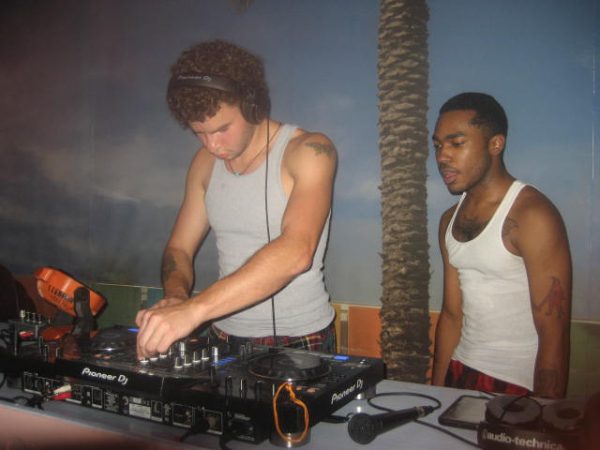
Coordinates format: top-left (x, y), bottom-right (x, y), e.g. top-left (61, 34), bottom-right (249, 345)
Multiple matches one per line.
top-left (0, 328), bottom-right (11, 342)
top-left (264, 118), bottom-right (279, 346)
top-left (498, 393), bottom-right (531, 423)
top-left (218, 433), bottom-right (234, 450)
top-left (178, 417), bottom-right (209, 442)
top-left (0, 394), bottom-right (23, 404)
top-left (366, 391), bottom-right (443, 412)
top-left (0, 393), bottom-right (45, 409)
top-left (364, 391), bottom-right (479, 448)
top-left (414, 418), bottom-right (480, 448)
top-left (264, 119), bottom-right (272, 245)
top-left (28, 394), bottom-right (45, 409)
top-left (322, 413), bottom-right (353, 423)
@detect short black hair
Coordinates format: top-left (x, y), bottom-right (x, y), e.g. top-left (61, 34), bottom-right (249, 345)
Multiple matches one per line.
top-left (439, 92), bottom-right (508, 138)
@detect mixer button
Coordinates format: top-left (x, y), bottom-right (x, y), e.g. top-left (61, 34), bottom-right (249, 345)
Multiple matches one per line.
top-left (178, 341), bottom-right (186, 358)
top-left (174, 356), bottom-right (183, 369)
top-left (201, 348), bottom-right (210, 361)
top-left (192, 350), bottom-right (201, 364)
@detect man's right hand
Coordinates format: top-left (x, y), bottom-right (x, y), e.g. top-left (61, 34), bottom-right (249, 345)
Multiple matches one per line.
top-left (135, 296), bottom-right (196, 359)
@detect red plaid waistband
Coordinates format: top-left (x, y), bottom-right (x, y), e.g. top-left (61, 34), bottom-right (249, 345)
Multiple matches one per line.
top-left (445, 359), bottom-right (531, 395)
top-left (209, 321), bottom-right (336, 353)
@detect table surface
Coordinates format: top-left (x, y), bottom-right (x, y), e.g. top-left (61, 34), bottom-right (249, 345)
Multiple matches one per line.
top-left (0, 377), bottom-right (483, 449)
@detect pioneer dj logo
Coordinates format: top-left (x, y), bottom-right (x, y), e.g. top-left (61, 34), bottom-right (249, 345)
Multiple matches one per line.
top-left (330, 378), bottom-right (364, 405)
top-left (81, 367), bottom-right (129, 386)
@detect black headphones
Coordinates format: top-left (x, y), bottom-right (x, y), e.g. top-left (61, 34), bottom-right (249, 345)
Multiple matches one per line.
top-left (168, 74), bottom-right (269, 124)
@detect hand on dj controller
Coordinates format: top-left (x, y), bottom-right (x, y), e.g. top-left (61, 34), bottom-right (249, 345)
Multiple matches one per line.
top-left (135, 298), bottom-right (200, 359)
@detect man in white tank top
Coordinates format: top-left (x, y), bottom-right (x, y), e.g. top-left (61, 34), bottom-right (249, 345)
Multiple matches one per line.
top-left (135, 40), bottom-right (337, 358)
top-left (431, 93), bottom-right (572, 398)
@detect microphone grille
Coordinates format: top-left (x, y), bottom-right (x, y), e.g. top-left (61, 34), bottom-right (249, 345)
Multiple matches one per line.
top-left (348, 413), bottom-right (378, 445)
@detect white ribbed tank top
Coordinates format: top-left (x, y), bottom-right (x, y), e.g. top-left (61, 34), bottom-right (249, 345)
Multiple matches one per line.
top-left (205, 124), bottom-right (334, 337)
top-left (446, 180), bottom-right (537, 390)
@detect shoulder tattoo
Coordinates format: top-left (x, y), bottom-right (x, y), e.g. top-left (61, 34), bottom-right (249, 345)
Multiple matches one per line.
top-left (305, 141), bottom-right (336, 158)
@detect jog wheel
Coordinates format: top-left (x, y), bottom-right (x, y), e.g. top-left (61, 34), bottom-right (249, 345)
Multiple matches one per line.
top-left (249, 349), bottom-right (330, 381)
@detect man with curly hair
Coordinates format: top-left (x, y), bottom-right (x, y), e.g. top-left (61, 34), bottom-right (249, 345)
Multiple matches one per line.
top-left (136, 40), bottom-right (337, 357)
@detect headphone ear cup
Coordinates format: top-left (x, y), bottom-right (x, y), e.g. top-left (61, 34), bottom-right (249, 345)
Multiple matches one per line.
top-left (240, 84), bottom-right (270, 124)
top-left (542, 399), bottom-right (586, 433)
top-left (485, 395), bottom-right (542, 428)
top-left (239, 86), bottom-right (260, 124)
top-left (254, 87), bottom-right (270, 122)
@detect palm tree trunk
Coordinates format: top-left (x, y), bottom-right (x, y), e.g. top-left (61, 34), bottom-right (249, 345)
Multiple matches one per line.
top-left (378, 0), bottom-right (431, 383)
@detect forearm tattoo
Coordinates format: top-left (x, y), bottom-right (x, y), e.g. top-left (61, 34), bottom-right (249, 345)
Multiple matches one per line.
top-left (306, 141), bottom-right (335, 157)
top-left (532, 276), bottom-right (567, 319)
top-left (161, 251), bottom-right (177, 283)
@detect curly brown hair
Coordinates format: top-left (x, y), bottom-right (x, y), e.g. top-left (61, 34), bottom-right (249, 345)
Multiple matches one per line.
top-left (166, 40), bottom-right (270, 127)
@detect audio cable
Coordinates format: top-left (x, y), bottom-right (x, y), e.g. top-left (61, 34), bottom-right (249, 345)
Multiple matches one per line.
top-left (360, 391), bottom-right (480, 447)
top-left (263, 118), bottom-right (279, 346)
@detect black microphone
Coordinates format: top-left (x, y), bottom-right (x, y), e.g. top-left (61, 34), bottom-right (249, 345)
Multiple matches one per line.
top-left (347, 405), bottom-right (435, 445)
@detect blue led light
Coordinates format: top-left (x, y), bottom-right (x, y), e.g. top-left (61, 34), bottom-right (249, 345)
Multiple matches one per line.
top-left (213, 356), bottom-right (236, 367)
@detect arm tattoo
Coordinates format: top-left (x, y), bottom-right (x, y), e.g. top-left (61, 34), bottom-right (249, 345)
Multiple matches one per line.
top-left (532, 276), bottom-right (566, 319)
top-left (161, 251), bottom-right (177, 283)
top-left (306, 141), bottom-right (335, 157)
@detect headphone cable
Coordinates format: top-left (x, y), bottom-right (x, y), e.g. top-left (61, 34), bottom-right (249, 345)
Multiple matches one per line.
top-left (264, 119), bottom-right (278, 346)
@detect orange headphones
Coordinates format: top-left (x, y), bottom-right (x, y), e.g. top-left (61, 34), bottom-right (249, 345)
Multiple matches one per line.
top-left (34, 266), bottom-right (106, 317)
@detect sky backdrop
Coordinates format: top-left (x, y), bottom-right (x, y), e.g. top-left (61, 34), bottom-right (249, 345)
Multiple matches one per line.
top-left (0, 0), bottom-right (598, 319)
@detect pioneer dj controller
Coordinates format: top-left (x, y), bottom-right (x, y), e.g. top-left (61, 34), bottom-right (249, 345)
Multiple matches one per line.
top-left (0, 315), bottom-right (384, 445)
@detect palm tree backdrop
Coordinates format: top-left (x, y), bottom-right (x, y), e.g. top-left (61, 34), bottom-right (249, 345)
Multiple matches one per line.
top-left (378, 0), bottom-right (431, 382)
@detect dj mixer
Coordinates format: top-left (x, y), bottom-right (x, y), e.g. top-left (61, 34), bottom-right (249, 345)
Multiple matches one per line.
top-left (0, 314), bottom-right (384, 445)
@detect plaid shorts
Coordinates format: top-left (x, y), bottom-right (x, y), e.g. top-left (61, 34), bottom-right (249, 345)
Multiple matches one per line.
top-left (445, 359), bottom-right (531, 395)
top-left (209, 320), bottom-right (337, 354)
